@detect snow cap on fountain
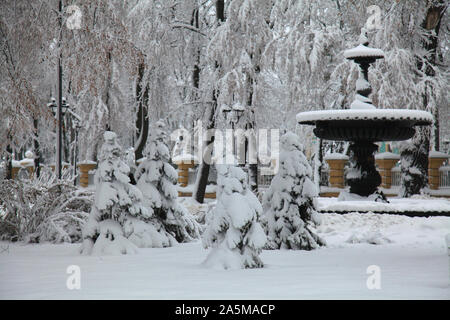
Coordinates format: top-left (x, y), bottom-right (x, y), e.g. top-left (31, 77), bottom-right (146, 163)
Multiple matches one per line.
top-left (345, 28), bottom-right (385, 110)
top-left (344, 28), bottom-right (384, 60)
top-left (344, 44), bottom-right (385, 60)
top-left (358, 27), bottom-right (369, 45)
top-left (350, 99), bottom-right (375, 110)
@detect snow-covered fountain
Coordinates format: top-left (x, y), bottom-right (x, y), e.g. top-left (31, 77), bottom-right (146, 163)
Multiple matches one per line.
top-left (297, 31), bottom-right (433, 201)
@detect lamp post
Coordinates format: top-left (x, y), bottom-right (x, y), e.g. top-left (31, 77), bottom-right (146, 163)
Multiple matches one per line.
top-left (48, 96), bottom-right (69, 179)
top-left (221, 104), bottom-right (231, 122)
top-left (67, 108), bottom-right (82, 185)
top-left (56, 0), bottom-right (63, 179)
top-left (221, 103), bottom-right (244, 162)
top-left (72, 121), bottom-right (81, 185)
top-left (231, 103), bottom-right (245, 164)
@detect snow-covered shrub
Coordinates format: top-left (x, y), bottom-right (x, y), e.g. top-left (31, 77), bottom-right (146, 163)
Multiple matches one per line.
top-left (262, 132), bottom-right (325, 250)
top-left (80, 131), bottom-right (150, 255)
top-left (0, 170), bottom-right (93, 243)
top-left (135, 120), bottom-right (201, 247)
top-left (202, 160), bottom-right (266, 269)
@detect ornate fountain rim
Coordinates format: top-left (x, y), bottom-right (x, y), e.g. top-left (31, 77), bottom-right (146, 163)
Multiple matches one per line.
top-left (296, 109), bottom-right (433, 126)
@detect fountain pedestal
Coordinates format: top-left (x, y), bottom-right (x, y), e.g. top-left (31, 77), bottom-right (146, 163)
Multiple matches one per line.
top-left (347, 141), bottom-right (381, 197)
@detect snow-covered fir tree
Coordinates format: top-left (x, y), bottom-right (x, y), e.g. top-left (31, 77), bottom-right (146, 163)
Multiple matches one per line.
top-left (80, 131), bottom-right (149, 255)
top-left (263, 132), bottom-right (325, 250)
top-left (203, 159), bottom-right (266, 269)
top-left (134, 120), bottom-right (201, 246)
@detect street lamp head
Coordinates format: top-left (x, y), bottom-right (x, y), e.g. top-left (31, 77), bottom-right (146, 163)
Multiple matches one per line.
top-left (232, 102), bottom-right (244, 112)
top-left (61, 97), bottom-right (69, 115)
top-left (47, 97), bottom-right (57, 115)
top-left (221, 104), bottom-right (231, 113)
top-left (232, 102), bottom-right (245, 123)
top-left (221, 104), bottom-right (231, 119)
top-left (47, 97), bottom-right (70, 116)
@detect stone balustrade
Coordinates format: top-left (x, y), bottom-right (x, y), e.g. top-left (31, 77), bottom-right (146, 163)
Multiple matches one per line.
top-left (428, 151), bottom-right (449, 190)
top-left (324, 153), bottom-right (349, 189)
top-left (375, 152), bottom-right (400, 189)
top-left (78, 161), bottom-right (97, 188)
top-left (321, 151), bottom-right (450, 197)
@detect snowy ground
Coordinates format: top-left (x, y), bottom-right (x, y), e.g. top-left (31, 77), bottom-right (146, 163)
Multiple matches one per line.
top-left (317, 196), bottom-right (450, 214)
top-left (1, 212), bottom-right (449, 299)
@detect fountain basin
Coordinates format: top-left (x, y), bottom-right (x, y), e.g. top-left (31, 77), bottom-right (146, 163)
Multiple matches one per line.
top-left (297, 109), bottom-right (433, 142)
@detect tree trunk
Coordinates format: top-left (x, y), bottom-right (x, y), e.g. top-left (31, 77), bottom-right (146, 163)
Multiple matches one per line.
top-left (216, 0), bottom-right (225, 22)
top-left (193, 0), bottom-right (224, 203)
top-left (134, 62), bottom-right (149, 162)
top-left (194, 103), bottom-right (216, 203)
top-left (5, 143), bottom-right (12, 180)
top-left (421, 1), bottom-right (446, 149)
top-left (191, 7), bottom-right (200, 94)
top-left (246, 123), bottom-right (258, 193)
top-left (246, 56), bottom-right (260, 193)
top-left (33, 118), bottom-right (40, 178)
top-left (102, 51), bottom-right (113, 133)
top-left (62, 116), bottom-right (69, 164)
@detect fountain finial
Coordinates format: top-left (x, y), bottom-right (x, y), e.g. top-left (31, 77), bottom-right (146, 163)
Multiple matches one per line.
top-left (344, 30), bottom-right (384, 110)
top-left (358, 27), bottom-right (369, 46)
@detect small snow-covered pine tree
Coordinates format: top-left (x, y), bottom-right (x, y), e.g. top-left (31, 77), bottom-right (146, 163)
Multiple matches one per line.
top-left (134, 120), bottom-right (200, 246)
top-left (203, 160), bottom-right (266, 269)
top-left (263, 132), bottom-right (325, 250)
top-left (80, 131), bottom-right (149, 255)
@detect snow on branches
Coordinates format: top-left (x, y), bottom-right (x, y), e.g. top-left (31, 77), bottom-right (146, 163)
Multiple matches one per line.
top-left (0, 171), bottom-right (93, 244)
top-left (80, 131), bottom-right (149, 255)
top-left (263, 132), bottom-right (325, 250)
top-left (203, 159), bottom-right (266, 269)
top-left (135, 120), bottom-right (201, 246)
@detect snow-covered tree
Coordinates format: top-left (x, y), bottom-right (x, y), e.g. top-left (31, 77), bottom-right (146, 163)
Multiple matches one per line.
top-left (263, 132), bottom-right (325, 250)
top-left (135, 120), bottom-right (201, 245)
top-left (80, 131), bottom-right (149, 255)
top-left (203, 160), bottom-right (266, 269)
top-left (399, 132), bottom-right (431, 198)
top-left (205, 0), bottom-right (275, 193)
